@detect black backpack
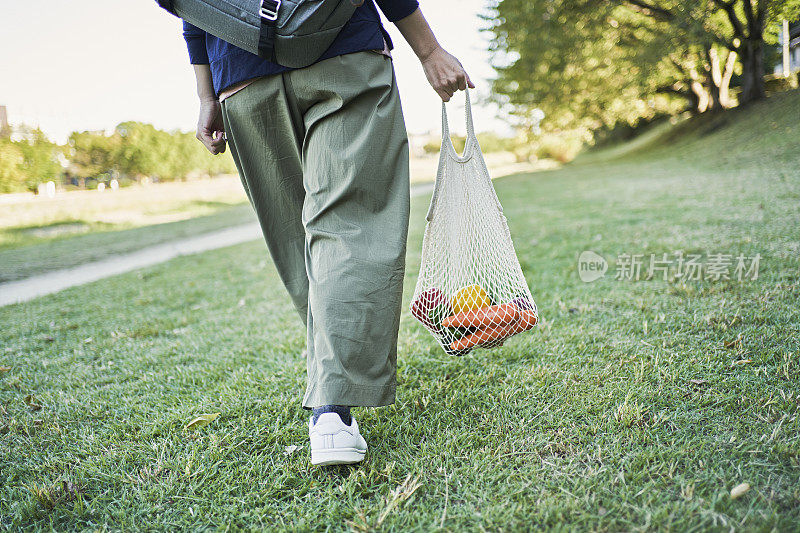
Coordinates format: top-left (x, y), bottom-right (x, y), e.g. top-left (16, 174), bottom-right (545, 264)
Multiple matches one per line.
top-left (158, 0), bottom-right (359, 67)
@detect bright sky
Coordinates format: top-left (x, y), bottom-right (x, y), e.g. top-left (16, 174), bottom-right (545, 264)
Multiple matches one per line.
top-left (1, 0), bottom-right (507, 144)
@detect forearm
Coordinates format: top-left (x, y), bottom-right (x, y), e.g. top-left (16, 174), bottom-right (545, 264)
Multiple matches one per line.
top-left (193, 64), bottom-right (217, 102)
top-left (392, 7), bottom-right (473, 101)
top-left (394, 8), bottom-right (441, 62)
top-left (184, 21), bottom-right (213, 102)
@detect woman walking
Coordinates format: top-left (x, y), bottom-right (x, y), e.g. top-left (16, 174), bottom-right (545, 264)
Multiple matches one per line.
top-left (183, 0), bottom-right (472, 465)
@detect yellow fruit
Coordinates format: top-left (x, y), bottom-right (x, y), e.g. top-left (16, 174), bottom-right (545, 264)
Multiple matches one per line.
top-left (451, 284), bottom-right (491, 315)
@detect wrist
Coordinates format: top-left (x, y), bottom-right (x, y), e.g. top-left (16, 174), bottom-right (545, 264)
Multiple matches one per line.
top-left (418, 43), bottom-right (443, 64)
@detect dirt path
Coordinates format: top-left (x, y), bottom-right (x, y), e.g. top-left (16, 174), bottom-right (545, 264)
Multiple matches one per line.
top-left (0, 183), bottom-right (436, 307)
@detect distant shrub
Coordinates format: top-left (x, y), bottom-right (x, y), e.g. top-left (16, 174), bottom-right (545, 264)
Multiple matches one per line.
top-left (764, 73), bottom-right (799, 94)
top-left (66, 122), bottom-right (238, 186)
top-left (534, 134), bottom-right (584, 163)
top-left (424, 133), bottom-right (518, 155)
top-left (0, 140), bottom-right (26, 193)
top-left (423, 135), bottom-right (467, 154)
top-left (0, 130), bottom-right (61, 193)
top-left (475, 132), bottom-right (517, 153)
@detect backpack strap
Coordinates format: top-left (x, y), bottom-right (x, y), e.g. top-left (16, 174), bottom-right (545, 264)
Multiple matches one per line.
top-left (258, 0), bottom-right (281, 61)
top-left (156, 0), bottom-right (176, 15)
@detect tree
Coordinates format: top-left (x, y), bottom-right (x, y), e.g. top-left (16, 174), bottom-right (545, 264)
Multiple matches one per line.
top-left (487, 0), bottom-right (685, 133)
top-left (114, 122), bottom-right (172, 180)
top-left (68, 130), bottom-right (120, 180)
top-left (0, 140), bottom-right (25, 193)
top-left (487, 0), bottom-right (800, 135)
top-left (14, 128), bottom-right (62, 191)
top-left (113, 122), bottom-right (236, 181)
top-left (616, 0), bottom-right (800, 103)
top-left (1, 122), bottom-right (237, 194)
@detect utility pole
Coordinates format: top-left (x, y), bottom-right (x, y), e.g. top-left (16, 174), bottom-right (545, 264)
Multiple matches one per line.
top-left (783, 19), bottom-right (791, 78)
top-left (0, 105), bottom-right (9, 138)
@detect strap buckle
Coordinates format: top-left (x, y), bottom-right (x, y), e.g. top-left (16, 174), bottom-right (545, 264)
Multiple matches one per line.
top-left (260, 0), bottom-right (281, 21)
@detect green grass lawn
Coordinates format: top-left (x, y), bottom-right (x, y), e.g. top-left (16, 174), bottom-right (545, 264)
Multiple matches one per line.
top-left (0, 157), bottom-right (535, 284)
top-left (0, 176), bottom-right (249, 251)
top-left (0, 204), bottom-right (257, 283)
top-left (2, 90), bottom-right (799, 530)
top-left (0, 176), bottom-right (256, 283)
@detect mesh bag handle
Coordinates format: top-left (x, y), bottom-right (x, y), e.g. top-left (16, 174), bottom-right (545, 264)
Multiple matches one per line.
top-left (427, 90), bottom-right (503, 222)
top-left (441, 89), bottom-right (476, 155)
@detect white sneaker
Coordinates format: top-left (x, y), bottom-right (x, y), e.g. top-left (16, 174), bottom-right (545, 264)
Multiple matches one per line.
top-left (309, 412), bottom-right (367, 466)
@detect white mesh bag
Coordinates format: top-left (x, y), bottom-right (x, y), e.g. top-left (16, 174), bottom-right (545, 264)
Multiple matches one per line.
top-left (411, 91), bottom-right (538, 356)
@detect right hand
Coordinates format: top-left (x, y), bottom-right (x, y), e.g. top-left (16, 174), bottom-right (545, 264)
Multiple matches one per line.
top-left (420, 46), bottom-right (474, 102)
top-left (196, 98), bottom-right (227, 155)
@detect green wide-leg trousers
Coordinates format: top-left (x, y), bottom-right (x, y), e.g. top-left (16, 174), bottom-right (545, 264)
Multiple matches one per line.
top-left (220, 51), bottom-right (410, 409)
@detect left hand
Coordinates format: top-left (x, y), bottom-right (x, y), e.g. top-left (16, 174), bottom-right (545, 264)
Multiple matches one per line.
top-left (421, 46), bottom-right (475, 102)
top-left (196, 98), bottom-right (227, 155)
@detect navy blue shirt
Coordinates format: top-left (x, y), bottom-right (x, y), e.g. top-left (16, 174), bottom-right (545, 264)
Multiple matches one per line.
top-left (183, 0), bottom-right (419, 95)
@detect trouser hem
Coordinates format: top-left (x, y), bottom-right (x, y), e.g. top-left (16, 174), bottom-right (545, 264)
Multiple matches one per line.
top-left (302, 382), bottom-right (396, 409)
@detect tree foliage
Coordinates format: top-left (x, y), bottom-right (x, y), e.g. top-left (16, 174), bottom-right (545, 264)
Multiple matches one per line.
top-left (487, 0), bottom-right (800, 135)
top-left (68, 130), bottom-right (121, 180)
top-left (68, 122), bottom-right (236, 183)
top-left (0, 122), bottom-right (238, 193)
top-left (0, 128), bottom-right (62, 192)
top-left (0, 122), bottom-right (236, 192)
top-left (0, 141), bottom-right (26, 193)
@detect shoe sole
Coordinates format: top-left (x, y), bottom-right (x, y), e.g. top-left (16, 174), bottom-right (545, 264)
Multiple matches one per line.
top-left (311, 447), bottom-right (366, 466)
